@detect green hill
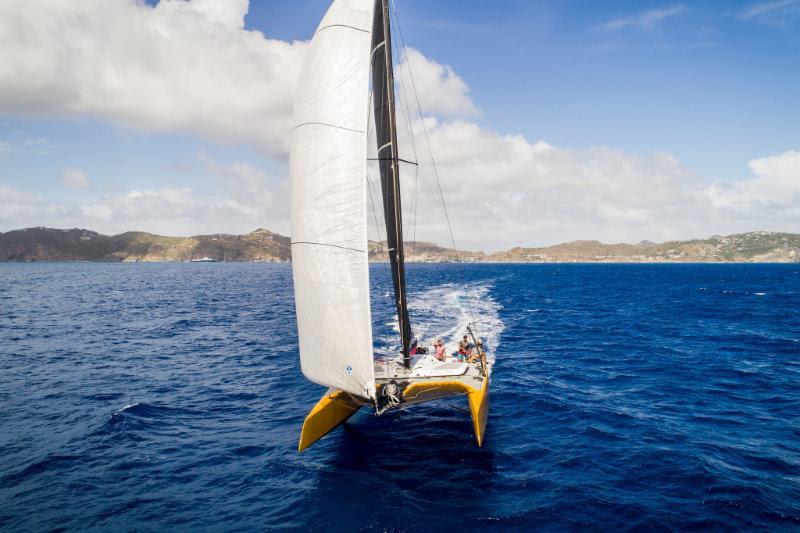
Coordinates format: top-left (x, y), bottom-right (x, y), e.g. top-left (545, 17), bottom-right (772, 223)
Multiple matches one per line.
top-left (0, 227), bottom-right (290, 262)
top-left (1, 227), bottom-right (798, 263)
top-left (491, 231), bottom-right (800, 263)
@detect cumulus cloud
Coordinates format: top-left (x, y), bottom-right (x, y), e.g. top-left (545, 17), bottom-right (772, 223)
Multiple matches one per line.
top-left (704, 150), bottom-right (800, 213)
top-left (370, 114), bottom-right (798, 251)
top-left (59, 169), bottom-right (91, 189)
top-left (396, 48), bottom-right (480, 118)
top-left (381, 118), bottom-right (708, 250)
top-left (0, 157), bottom-right (289, 237)
top-left (3, 137), bottom-right (798, 250)
top-left (200, 153), bottom-right (289, 225)
top-left (88, 174), bottom-right (288, 236)
top-left (0, 0), bottom-right (305, 155)
top-left (0, 185), bottom-right (66, 220)
top-left (79, 188), bottom-right (200, 231)
top-left (0, 0), bottom-right (795, 249)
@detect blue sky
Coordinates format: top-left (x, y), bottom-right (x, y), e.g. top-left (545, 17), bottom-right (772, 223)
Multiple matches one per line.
top-left (0, 0), bottom-right (798, 249)
top-left (248, 0), bottom-right (800, 179)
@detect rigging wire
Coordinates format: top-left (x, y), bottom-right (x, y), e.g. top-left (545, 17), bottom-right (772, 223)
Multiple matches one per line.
top-left (388, 10), bottom-right (421, 262)
top-left (388, 0), bottom-right (482, 342)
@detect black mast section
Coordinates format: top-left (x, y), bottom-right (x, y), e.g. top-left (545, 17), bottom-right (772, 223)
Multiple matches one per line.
top-left (371, 0), bottom-right (412, 368)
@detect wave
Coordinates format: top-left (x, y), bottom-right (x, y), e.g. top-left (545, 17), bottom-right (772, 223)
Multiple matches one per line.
top-left (109, 402), bottom-right (203, 419)
top-left (4, 262), bottom-right (799, 531)
top-left (1, 454), bottom-right (82, 487)
top-left (114, 403), bottom-right (140, 415)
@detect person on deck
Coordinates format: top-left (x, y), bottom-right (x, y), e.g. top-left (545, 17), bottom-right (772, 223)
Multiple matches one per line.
top-left (468, 340), bottom-right (484, 364)
top-left (458, 335), bottom-right (469, 353)
top-left (434, 339), bottom-right (446, 361)
top-left (458, 335), bottom-right (470, 361)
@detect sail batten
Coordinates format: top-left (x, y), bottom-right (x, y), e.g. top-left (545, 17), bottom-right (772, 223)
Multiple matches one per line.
top-left (290, 0), bottom-right (376, 400)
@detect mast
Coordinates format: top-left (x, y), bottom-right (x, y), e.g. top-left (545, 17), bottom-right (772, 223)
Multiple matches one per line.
top-left (371, 0), bottom-right (413, 368)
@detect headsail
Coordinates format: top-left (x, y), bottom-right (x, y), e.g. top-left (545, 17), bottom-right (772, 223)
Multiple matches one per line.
top-left (371, 0), bottom-right (413, 366)
top-left (290, 0), bottom-right (376, 400)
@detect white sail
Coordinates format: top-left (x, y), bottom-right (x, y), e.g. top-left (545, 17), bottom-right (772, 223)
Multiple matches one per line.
top-left (290, 0), bottom-right (376, 400)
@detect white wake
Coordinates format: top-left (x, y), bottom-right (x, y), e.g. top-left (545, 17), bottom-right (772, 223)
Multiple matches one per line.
top-left (375, 281), bottom-right (504, 360)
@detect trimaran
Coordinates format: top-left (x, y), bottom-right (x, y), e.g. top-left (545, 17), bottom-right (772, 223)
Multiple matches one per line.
top-left (291, 0), bottom-right (492, 452)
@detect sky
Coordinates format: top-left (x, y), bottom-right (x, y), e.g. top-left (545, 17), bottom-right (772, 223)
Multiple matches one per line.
top-left (0, 0), bottom-right (798, 251)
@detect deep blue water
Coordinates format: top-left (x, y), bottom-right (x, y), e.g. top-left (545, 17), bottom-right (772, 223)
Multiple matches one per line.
top-left (1, 263), bottom-right (799, 531)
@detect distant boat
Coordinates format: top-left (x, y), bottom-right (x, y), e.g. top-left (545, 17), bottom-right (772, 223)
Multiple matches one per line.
top-left (190, 256), bottom-right (220, 262)
top-left (290, 0), bottom-right (491, 452)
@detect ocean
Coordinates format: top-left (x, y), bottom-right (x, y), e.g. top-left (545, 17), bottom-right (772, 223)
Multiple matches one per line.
top-left (1, 262), bottom-right (798, 530)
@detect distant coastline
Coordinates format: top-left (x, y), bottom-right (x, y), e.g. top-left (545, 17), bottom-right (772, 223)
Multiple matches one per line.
top-left (1, 227), bottom-right (798, 263)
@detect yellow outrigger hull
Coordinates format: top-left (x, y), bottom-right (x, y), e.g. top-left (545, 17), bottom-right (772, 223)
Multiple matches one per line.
top-left (298, 375), bottom-right (490, 452)
top-left (297, 390), bottom-right (362, 452)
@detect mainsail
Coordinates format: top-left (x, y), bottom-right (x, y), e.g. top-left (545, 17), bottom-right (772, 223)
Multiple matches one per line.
top-left (290, 0), bottom-right (376, 400)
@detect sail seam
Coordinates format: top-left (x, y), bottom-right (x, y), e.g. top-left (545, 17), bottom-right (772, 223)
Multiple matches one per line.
top-left (291, 241), bottom-right (367, 254)
top-left (292, 122), bottom-right (365, 134)
top-left (315, 24), bottom-right (370, 35)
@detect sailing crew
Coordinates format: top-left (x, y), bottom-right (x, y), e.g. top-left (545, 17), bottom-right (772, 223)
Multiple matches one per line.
top-left (468, 340), bottom-right (484, 363)
top-left (410, 339), bottom-right (419, 356)
top-left (434, 339), bottom-right (446, 361)
top-left (459, 335), bottom-right (469, 355)
top-left (458, 335), bottom-right (470, 361)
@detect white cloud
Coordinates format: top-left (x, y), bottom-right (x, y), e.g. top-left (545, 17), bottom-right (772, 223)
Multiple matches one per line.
top-left (224, 163), bottom-right (275, 208)
top-left (594, 5), bottom-right (686, 32)
top-left (0, 185), bottom-right (66, 220)
top-left (80, 204), bottom-right (113, 220)
top-left (740, 0), bottom-right (800, 19)
top-left (383, 118), bottom-right (708, 250)
top-left (59, 168), bottom-right (91, 189)
top-left (396, 48), bottom-right (479, 118)
top-left (0, 1), bottom-right (480, 147)
top-left (68, 176), bottom-right (288, 236)
top-left (198, 152), bottom-right (289, 225)
top-left (0, 0), bottom-right (306, 155)
top-left (3, 141), bottom-right (798, 250)
top-left (704, 150), bottom-right (800, 213)
top-left (79, 188), bottom-right (199, 230)
top-left (0, 138), bottom-right (55, 155)
top-left (1, 155), bottom-right (289, 237)
top-left (0, 1), bottom-right (795, 249)
top-left (0, 185), bottom-right (40, 218)
top-left (373, 116), bottom-right (799, 251)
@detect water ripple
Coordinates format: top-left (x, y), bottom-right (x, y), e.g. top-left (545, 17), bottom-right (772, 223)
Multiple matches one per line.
top-left (1, 263), bottom-right (799, 530)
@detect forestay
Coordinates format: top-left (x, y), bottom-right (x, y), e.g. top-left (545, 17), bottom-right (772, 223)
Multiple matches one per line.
top-left (290, 0), bottom-right (376, 400)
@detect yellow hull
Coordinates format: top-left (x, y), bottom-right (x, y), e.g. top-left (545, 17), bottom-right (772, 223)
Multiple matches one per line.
top-left (468, 375), bottom-right (490, 447)
top-left (298, 376), bottom-right (490, 451)
top-left (297, 390), bottom-right (362, 452)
